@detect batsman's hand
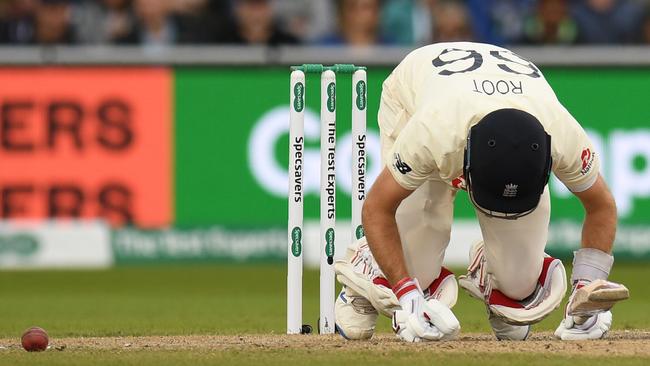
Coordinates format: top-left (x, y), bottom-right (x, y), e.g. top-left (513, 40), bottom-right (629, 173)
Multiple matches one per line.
top-left (554, 280), bottom-right (613, 341)
top-left (391, 277), bottom-right (460, 342)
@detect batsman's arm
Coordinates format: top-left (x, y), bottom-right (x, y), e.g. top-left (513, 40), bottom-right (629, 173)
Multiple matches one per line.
top-left (573, 174), bottom-right (617, 253)
top-left (362, 167), bottom-right (414, 286)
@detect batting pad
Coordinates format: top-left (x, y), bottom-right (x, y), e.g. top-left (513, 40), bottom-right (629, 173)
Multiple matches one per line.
top-left (488, 257), bottom-right (567, 325)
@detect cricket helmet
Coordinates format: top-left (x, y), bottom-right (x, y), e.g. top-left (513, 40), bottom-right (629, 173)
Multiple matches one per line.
top-left (463, 108), bottom-right (552, 219)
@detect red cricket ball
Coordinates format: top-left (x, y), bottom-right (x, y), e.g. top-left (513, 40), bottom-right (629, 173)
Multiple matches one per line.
top-left (21, 326), bottom-right (49, 352)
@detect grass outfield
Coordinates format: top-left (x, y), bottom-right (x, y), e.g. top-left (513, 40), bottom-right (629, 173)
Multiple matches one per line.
top-left (0, 263), bottom-right (648, 365)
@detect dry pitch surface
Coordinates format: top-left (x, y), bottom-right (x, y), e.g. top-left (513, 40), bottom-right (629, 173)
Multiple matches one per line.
top-left (1, 331), bottom-right (649, 356)
top-left (1, 265), bottom-right (648, 364)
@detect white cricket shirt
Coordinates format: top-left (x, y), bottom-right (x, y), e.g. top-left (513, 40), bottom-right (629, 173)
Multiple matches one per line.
top-left (380, 42), bottom-right (599, 193)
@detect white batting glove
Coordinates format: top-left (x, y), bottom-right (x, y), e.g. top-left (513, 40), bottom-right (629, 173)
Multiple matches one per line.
top-left (391, 277), bottom-right (460, 342)
top-left (554, 280), bottom-right (612, 341)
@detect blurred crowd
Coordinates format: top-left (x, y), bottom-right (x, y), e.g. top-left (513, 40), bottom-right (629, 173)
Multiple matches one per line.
top-left (1, 0), bottom-right (650, 47)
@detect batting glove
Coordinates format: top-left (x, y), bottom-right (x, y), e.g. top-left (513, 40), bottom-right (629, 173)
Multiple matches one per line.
top-left (555, 280), bottom-right (612, 340)
top-left (391, 277), bottom-right (460, 342)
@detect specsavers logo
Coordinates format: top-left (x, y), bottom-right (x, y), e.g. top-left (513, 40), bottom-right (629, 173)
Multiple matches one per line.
top-left (355, 225), bottom-right (364, 239)
top-left (291, 227), bottom-right (302, 257)
top-left (325, 227), bottom-right (335, 258)
top-left (293, 82), bottom-right (305, 112)
top-left (0, 234), bottom-right (39, 256)
top-left (248, 106), bottom-right (381, 199)
top-left (356, 80), bottom-right (367, 111)
top-left (327, 83), bottom-right (336, 112)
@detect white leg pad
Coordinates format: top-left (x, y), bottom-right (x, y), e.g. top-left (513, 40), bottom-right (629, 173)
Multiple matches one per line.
top-left (459, 241), bottom-right (568, 325)
top-left (488, 257), bottom-right (567, 325)
top-left (335, 288), bottom-right (378, 340)
top-left (334, 237), bottom-right (399, 317)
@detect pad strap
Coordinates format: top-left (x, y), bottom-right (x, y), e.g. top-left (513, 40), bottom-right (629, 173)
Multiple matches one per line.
top-left (571, 248), bottom-right (614, 283)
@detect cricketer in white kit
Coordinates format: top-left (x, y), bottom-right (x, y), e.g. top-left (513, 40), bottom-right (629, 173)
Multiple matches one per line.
top-left (334, 42), bottom-right (628, 342)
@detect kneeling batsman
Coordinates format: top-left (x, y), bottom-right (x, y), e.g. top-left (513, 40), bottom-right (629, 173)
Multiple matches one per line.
top-left (333, 112), bottom-right (628, 342)
top-left (335, 236), bottom-right (628, 342)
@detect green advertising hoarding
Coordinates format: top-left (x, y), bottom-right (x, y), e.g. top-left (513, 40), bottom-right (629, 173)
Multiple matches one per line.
top-left (166, 66), bottom-right (650, 262)
top-left (117, 67), bottom-right (650, 263)
top-left (175, 68), bottom-right (385, 226)
top-left (0, 65), bottom-right (645, 266)
top-left (544, 69), bottom-right (650, 258)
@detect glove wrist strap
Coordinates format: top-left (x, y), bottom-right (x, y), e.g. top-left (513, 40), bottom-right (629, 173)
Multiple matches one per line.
top-left (392, 277), bottom-right (418, 300)
top-left (571, 248), bottom-right (614, 283)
